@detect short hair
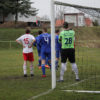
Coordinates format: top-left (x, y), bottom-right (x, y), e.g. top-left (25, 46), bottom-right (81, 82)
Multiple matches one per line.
top-left (38, 30), bottom-right (43, 35)
top-left (55, 29), bottom-right (60, 33)
top-left (63, 22), bottom-right (69, 29)
top-left (43, 27), bottom-right (48, 33)
top-left (25, 27), bottom-right (31, 33)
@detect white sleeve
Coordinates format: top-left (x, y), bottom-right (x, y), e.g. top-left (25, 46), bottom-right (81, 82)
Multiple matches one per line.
top-left (31, 35), bottom-right (35, 41)
top-left (16, 36), bottom-right (23, 41)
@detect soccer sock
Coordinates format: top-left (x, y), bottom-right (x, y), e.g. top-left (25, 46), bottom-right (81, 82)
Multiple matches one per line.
top-left (41, 64), bottom-right (46, 75)
top-left (60, 63), bottom-right (67, 80)
top-left (30, 65), bottom-right (34, 75)
top-left (23, 65), bottom-right (27, 75)
top-left (55, 60), bottom-right (58, 69)
top-left (71, 63), bottom-right (79, 79)
top-left (38, 59), bottom-right (41, 66)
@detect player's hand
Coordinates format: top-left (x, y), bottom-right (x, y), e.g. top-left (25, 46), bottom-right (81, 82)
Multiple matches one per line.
top-left (28, 45), bottom-right (32, 48)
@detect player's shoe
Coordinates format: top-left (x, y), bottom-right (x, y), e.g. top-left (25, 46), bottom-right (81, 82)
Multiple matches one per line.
top-left (57, 79), bottom-right (64, 82)
top-left (38, 66), bottom-right (42, 69)
top-left (31, 74), bottom-right (34, 77)
top-left (42, 75), bottom-right (46, 77)
top-left (24, 74), bottom-right (27, 77)
top-left (76, 79), bottom-right (80, 81)
top-left (45, 65), bottom-right (50, 69)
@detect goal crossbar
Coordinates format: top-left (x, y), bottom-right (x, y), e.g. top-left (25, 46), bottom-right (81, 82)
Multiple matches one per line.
top-left (54, 1), bottom-right (100, 10)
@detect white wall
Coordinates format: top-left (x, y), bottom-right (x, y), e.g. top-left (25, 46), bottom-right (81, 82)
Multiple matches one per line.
top-left (65, 14), bottom-right (85, 26)
top-left (17, 14), bottom-right (37, 22)
top-left (78, 15), bottom-right (85, 26)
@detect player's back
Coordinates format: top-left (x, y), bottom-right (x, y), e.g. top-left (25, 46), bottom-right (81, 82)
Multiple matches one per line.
top-left (17, 34), bottom-right (35, 53)
top-left (39, 33), bottom-right (51, 52)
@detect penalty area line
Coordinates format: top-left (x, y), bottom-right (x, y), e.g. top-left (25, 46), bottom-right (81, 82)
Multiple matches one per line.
top-left (61, 75), bottom-right (100, 89)
top-left (62, 90), bottom-right (100, 94)
top-left (27, 89), bottom-right (53, 100)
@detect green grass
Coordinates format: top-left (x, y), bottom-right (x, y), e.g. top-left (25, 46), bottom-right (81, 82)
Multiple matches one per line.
top-left (0, 27), bottom-right (100, 100)
top-left (0, 47), bottom-right (100, 100)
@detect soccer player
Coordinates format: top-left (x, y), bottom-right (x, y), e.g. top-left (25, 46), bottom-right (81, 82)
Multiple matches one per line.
top-left (38, 28), bottom-right (51, 77)
top-left (58, 22), bottom-right (80, 82)
top-left (16, 27), bottom-right (35, 77)
top-left (33, 30), bottom-right (43, 69)
top-left (55, 29), bottom-right (61, 70)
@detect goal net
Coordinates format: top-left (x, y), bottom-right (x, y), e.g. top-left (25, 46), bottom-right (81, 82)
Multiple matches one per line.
top-left (50, 0), bottom-right (100, 93)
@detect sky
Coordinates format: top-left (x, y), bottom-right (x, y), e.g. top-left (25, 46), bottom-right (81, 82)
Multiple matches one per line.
top-left (31, 0), bottom-right (100, 17)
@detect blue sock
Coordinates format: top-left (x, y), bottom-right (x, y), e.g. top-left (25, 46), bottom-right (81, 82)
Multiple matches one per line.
top-left (41, 64), bottom-right (45, 75)
top-left (38, 59), bottom-right (41, 66)
top-left (55, 60), bottom-right (58, 69)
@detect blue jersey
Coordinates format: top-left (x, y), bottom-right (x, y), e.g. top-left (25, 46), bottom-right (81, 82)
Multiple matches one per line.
top-left (39, 33), bottom-right (51, 52)
top-left (39, 33), bottom-right (51, 60)
top-left (55, 35), bottom-right (61, 51)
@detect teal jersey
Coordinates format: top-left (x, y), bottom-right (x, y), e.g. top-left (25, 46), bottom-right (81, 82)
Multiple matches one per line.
top-left (59, 30), bottom-right (75, 49)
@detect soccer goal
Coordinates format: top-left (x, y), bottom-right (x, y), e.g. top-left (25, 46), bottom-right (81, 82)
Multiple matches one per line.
top-left (50, 0), bottom-right (100, 92)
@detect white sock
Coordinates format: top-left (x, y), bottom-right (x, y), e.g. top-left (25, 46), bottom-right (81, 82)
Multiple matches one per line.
top-left (60, 63), bottom-right (67, 80)
top-left (30, 65), bottom-right (34, 74)
top-left (23, 65), bottom-right (27, 75)
top-left (71, 63), bottom-right (79, 79)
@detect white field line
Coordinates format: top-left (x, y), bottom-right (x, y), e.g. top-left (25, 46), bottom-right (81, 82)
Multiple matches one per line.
top-left (62, 90), bottom-right (100, 94)
top-left (28, 75), bottom-right (100, 100)
top-left (61, 75), bottom-right (100, 89)
top-left (27, 89), bottom-right (53, 100)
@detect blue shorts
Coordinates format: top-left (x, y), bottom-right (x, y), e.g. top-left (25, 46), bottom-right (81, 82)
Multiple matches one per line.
top-left (56, 50), bottom-right (61, 58)
top-left (41, 51), bottom-right (51, 60)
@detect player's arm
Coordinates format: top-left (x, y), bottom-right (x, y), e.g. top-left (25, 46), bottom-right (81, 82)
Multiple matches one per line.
top-left (28, 36), bottom-right (36, 48)
top-left (59, 33), bottom-right (62, 43)
top-left (16, 38), bottom-right (25, 48)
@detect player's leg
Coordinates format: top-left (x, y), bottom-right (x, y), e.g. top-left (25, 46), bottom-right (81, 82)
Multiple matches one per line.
top-left (45, 57), bottom-right (50, 69)
top-left (68, 49), bottom-right (80, 81)
top-left (47, 52), bottom-right (51, 69)
top-left (38, 50), bottom-right (41, 69)
top-left (23, 53), bottom-right (27, 77)
top-left (41, 59), bottom-right (46, 77)
top-left (58, 49), bottom-right (67, 82)
top-left (29, 52), bottom-right (34, 77)
top-left (23, 61), bottom-right (27, 77)
top-left (41, 51), bottom-right (46, 77)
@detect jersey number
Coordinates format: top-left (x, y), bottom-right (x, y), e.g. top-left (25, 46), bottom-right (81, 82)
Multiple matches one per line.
top-left (44, 37), bottom-right (49, 44)
top-left (65, 38), bottom-right (72, 44)
top-left (24, 38), bottom-right (29, 44)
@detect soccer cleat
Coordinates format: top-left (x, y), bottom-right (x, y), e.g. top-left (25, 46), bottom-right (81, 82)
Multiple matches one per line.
top-left (24, 74), bottom-right (27, 77)
top-left (76, 79), bottom-right (80, 81)
top-left (57, 80), bottom-right (64, 82)
top-left (45, 65), bottom-right (50, 69)
top-left (31, 74), bottom-right (34, 77)
top-left (42, 75), bottom-right (46, 77)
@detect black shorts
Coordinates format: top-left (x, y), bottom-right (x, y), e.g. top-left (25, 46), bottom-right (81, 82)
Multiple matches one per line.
top-left (61, 48), bottom-right (75, 63)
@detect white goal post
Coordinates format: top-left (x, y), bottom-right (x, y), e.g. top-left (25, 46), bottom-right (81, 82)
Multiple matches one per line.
top-left (50, 0), bottom-right (56, 89)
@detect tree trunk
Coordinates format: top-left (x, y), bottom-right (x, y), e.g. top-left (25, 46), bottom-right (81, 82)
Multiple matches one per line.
top-left (15, 0), bottom-right (19, 27)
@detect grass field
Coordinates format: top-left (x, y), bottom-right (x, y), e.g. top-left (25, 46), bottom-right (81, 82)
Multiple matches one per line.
top-left (0, 27), bottom-right (100, 100)
top-left (0, 46), bottom-right (100, 100)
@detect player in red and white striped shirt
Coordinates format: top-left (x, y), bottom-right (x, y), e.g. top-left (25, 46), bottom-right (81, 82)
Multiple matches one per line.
top-left (16, 27), bottom-right (36, 77)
